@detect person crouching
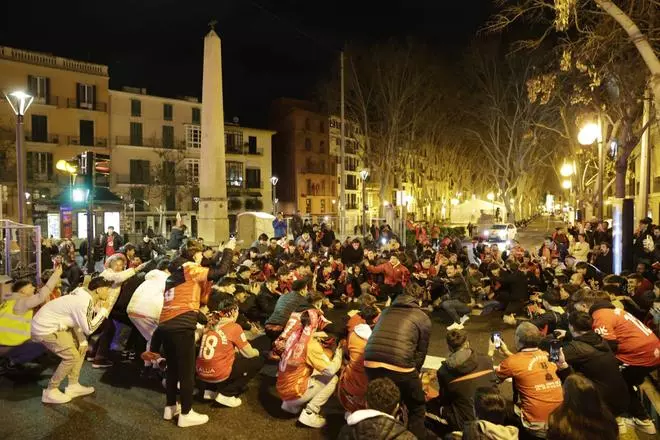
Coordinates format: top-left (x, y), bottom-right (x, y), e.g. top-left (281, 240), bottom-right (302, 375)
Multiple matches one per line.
top-left (196, 295), bottom-right (263, 408)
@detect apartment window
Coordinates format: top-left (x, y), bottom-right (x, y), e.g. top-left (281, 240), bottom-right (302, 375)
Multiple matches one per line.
top-left (185, 159), bottom-right (200, 184)
top-left (226, 161), bottom-right (244, 187)
top-left (336, 137), bottom-right (340, 146)
top-left (248, 136), bottom-right (257, 154)
top-left (320, 199), bottom-right (326, 214)
top-left (305, 138), bottom-right (312, 151)
top-left (348, 193), bottom-right (357, 209)
top-left (130, 122), bottom-right (143, 146)
top-left (27, 75), bottom-right (49, 103)
top-left (320, 121), bottom-right (325, 133)
top-left (225, 131), bottom-right (243, 150)
top-left (162, 160), bottom-right (176, 182)
top-left (319, 140), bottom-right (325, 154)
top-left (130, 187), bottom-right (146, 210)
top-left (31, 115), bottom-right (48, 142)
top-left (305, 118), bottom-right (311, 130)
top-left (305, 198), bottom-right (311, 214)
top-left (131, 99), bottom-right (141, 117)
top-left (165, 188), bottom-right (176, 211)
top-left (185, 125), bottom-right (201, 149)
top-left (192, 107), bottom-right (201, 124)
top-left (27, 152), bottom-right (53, 182)
top-left (76, 83), bottom-right (96, 110)
top-left (129, 159), bottom-right (150, 184)
top-left (80, 120), bottom-right (94, 146)
top-left (163, 103), bottom-right (173, 121)
top-left (162, 125), bottom-right (174, 148)
top-left (246, 168), bottom-right (261, 189)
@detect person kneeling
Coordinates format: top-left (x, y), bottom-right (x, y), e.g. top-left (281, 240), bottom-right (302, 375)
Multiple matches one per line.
top-left (338, 377), bottom-right (416, 439)
top-left (196, 296), bottom-right (263, 408)
top-left (277, 305), bottom-right (342, 428)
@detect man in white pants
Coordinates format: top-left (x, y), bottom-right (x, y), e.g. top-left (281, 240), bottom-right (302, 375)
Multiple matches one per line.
top-left (31, 277), bottom-right (114, 404)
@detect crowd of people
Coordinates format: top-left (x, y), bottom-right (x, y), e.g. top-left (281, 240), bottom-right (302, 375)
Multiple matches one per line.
top-left (0, 214), bottom-right (659, 439)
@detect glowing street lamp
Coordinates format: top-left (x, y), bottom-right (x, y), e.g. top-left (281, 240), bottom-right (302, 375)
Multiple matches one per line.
top-left (560, 163), bottom-right (574, 177)
top-left (577, 122), bottom-right (601, 146)
top-left (269, 176), bottom-right (279, 214)
top-left (486, 192), bottom-right (495, 201)
top-left (562, 179), bottom-right (572, 190)
top-left (578, 118), bottom-right (604, 219)
top-left (4, 90), bottom-right (34, 223)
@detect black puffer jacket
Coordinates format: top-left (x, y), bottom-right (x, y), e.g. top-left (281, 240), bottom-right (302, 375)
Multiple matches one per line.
top-left (434, 348), bottom-right (497, 430)
top-left (560, 330), bottom-right (630, 416)
top-left (364, 294), bottom-right (431, 370)
top-left (337, 411), bottom-right (416, 440)
top-left (255, 283), bottom-right (280, 323)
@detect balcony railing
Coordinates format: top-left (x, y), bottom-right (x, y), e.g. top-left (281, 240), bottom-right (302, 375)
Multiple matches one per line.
top-left (226, 145), bottom-right (264, 155)
top-left (67, 136), bottom-right (108, 148)
top-left (65, 98), bottom-right (107, 112)
top-left (115, 136), bottom-right (186, 149)
top-left (345, 204), bottom-right (359, 210)
top-left (0, 46), bottom-right (108, 76)
top-left (301, 165), bottom-right (333, 175)
top-left (24, 132), bottom-right (60, 144)
top-left (31, 95), bottom-right (60, 106)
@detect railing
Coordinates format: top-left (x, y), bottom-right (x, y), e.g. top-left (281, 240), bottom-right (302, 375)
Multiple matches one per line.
top-left (65, 98), bottom-right (108, 112)
top-left (245, 181), bottom-right (264, 190)
top-left (31, 95), bottom-right (60, 106)
top-left (67, 136), bottom-right (108, 148)
top-left (0, 46), bottom-right (109, 76)
top-left (346, 183), bottom-right (358, 190)
top-left (24, 132), bottom-right (60, 144)
top-left (226, 145), bottom-right (264, 155)
top-left (115, 136), bottom-right (186, 149)
top-left (345, 204), bottom-right (359, 210)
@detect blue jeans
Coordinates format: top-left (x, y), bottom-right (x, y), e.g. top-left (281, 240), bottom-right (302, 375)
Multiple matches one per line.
top-left (442, 299), bottom-right (471, 323)
top-left (481, 300), bottom-right (503, 315)
top-left (0, 341), bottom-right (45, 364)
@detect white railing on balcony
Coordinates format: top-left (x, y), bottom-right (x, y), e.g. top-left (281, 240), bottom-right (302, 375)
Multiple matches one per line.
top-left (0, 46), bottom-right (108, 76)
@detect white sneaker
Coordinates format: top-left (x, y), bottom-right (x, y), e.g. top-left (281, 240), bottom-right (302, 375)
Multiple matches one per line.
top-left (42, 388), bottom-right (72, 404)
top-left (215, 393), bottom-right (242, 408)
top-left (163, 403), bottom-right (181, 420)
top-left (64, 383), bottom-right (95, 398)
top-left (202, 390), bottom-right (218, 401)
top-left (503, 314), bottom-right (517, 325)
top-left (459, 315), bottom-right (470, 325)
top-left (626, 417), bottom-right (657, 435)
top-left (298, 409), bottom-right (326, 428)
top-left (447, 322), bottom-right (464, 331)
top-left (177, 409), bottom-right (209, 428)
top-left (281, 401), bottom-right (302, 414)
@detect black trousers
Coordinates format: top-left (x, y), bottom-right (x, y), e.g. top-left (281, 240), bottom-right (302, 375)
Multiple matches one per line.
top-left (161, 327), bottom-right (196, 414)
top-left (621, 364), bottom-right (656, 419)
top-left (203, 355), bottom-right (265, 397)
top-left (365, 367), bottom-right (427, 440)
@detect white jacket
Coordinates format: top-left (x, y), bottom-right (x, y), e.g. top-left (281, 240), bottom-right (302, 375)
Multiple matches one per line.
top-left (127, 269), bottom-right (168, 320)
top-left (31, 287), bottom-right (107, 337)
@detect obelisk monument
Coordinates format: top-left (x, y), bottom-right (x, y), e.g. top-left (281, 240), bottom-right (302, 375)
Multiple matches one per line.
top-left (198, 23), bottom-right (229, 244)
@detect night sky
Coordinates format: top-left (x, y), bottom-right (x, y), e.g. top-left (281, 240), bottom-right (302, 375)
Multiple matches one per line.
top-left (2, 0), bottom-right (492, 126)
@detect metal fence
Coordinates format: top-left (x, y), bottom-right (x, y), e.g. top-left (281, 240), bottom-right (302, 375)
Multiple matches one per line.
top-left (0, 220), bottom-right (41, 285)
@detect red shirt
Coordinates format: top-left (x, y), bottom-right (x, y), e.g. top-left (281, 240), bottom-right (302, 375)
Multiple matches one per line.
top-left (105, 235), bottom-right (115, 257)
top-left (196, 322), bottom-right (248, 382)
top-left (592, 307), bottom-right (660, 367)
top-left (367, 262), bottom-right (410, 287)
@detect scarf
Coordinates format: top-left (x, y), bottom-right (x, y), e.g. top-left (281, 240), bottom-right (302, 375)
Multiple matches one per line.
top-left (278, 308), bottom-right (329, 372)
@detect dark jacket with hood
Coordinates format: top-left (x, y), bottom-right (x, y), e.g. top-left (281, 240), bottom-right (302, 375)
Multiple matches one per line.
top-left (255, 283), bottom-right (280, 323)
top-left (364, 294), bottom-right (431, 370)
top-left (337, 410), bottom-right (416, 440)
top-left (342, 244), bottom-right (365, 267)
top-left (434, 348), bottom-right (498, 429)
top-left (560, 330), bottom-right (630, 416)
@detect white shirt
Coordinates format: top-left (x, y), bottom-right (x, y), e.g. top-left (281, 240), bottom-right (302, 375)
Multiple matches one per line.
top-left (31, 287), bottom-right (107, 337)
top-left (127, 269), bottom-right (168, 319)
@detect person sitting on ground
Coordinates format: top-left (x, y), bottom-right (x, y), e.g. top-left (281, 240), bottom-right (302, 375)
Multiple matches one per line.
top-left (346, 300), bottom-right (380, 336)
top-left (276, 304), bottom-right (342, 428)
top-left (338, 304), bottom-right (379, 414)
top-left (461, 387), bottom-right (519, 440)
top-left (431, 329), bottom-right (498, 432)
top-left (265, 278), bottom-right (310, 354)
top-left (338, 377), bottom-right (416, 440)
top-left (439, 264), bottom-right (472, 330)
top-left (196, 295), bottom-right (263, 408)
top-left (254, 276), bottom-right (281, 324)
top-left (547, 374), bottom-right (618, 440)
top-left (0, 266), bottom-right (64, 375)
top-left (553, 311), bottom-right (629, 425)
top-left (572, 289), bottom-right (659, 435)
top-left (492, 322), bottom-right (563, 438)
top-left (31, 276), bottom-right (114, 404)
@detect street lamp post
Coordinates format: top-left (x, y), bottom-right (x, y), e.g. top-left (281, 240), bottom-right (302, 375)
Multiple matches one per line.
top-left (578, 118), bottom-right (604, 219)
top-left (270, 176), bottom-right (279, 215)
top-left (4, 91), bottom-right (34, 224)
top-left (359, 169), bottom-right (369, 237)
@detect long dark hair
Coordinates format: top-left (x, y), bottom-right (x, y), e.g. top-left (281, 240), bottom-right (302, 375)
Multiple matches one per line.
top-left (547, 374), bottom-right (618, 440)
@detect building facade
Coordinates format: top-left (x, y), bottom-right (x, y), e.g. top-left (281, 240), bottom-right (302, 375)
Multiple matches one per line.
top-left (109, 88), bottom-right (274, 236)
top-left (0, 46), bottom-right (112, 238)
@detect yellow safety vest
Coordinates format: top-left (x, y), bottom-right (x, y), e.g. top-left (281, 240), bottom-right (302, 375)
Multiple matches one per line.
top-left (0, 299), bottom-right (33, 346)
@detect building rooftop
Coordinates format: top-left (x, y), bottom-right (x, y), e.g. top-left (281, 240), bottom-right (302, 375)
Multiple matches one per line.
top-left (0, 46), bottom-right (108, 77)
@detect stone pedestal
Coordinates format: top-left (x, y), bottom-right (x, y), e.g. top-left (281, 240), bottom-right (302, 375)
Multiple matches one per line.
top-left (197, 29), bottom-right (229, 245)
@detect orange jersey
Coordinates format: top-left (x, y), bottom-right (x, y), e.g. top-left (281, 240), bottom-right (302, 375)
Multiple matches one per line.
top-left (159, 262), bottom-right (209, 323)
top-left (338, 325), bottom-right (370, 412)
top-left (592, 307), bottom-right (660, 367)
top-left (196, 323), bottom-right (248, 382)
top-left (497, 349), bottom-right (563, 423)
top-left (276, 338), bottom-right (330, 401)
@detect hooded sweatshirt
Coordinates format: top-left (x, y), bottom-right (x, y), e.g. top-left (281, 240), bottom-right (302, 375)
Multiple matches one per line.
top-left (436, 348), bottom-right (498, 429)
top-left (337, 409), bottom-right (416, 440)
top-left (127, 269), bottom-right (169, 320)
top-left (338, 324), bottom-right (372, 412)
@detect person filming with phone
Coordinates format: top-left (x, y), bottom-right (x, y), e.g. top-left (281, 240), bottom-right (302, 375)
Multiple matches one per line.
top-left (490, 322), bottom-right (563, 438)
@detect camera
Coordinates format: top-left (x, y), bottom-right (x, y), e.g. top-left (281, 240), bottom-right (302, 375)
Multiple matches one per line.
top-left (549, 339), bottom-right (561, 362)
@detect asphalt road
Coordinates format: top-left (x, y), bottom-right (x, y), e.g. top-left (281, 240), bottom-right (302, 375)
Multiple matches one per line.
top-left (0, 218), bottom-right (652, 440)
